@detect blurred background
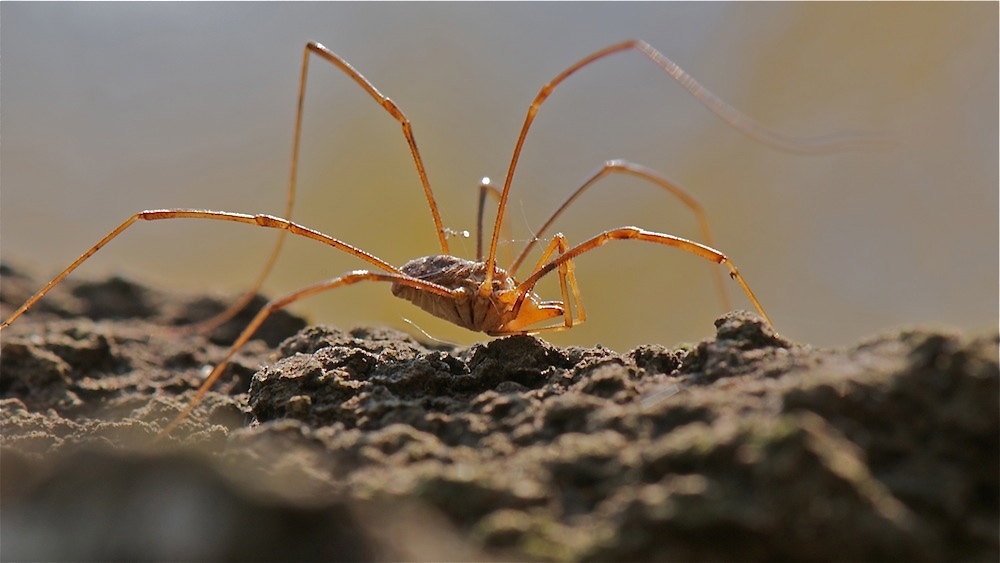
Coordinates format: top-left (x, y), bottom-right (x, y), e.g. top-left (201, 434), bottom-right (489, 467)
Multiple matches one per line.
top-left (2, 3), bottom-right (996, 351)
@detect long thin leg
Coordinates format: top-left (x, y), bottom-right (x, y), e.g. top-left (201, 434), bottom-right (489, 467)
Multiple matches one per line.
top-left (525, 233), bottom-right (584, 329)
top-left (481, 39), bottom-right (894, 293)
top-left (158, 270), bottom-right (456, 438)
top-left (495, 233), bottom-right (585, 334)
top-left (513, 226), bottom-right (773, 328)
top-left (307, 43), bottom-right (449, 253)
top-left (0, 209), bottom-right (421, 329)
top-left (185, 41), bottom-right (451, 335)
top-left (507, 159), bottom-right (731, 311)
top-left (475, 178), bottom-right (513, 265)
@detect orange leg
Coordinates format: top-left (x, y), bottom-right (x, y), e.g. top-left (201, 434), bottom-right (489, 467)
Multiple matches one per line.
top-left (475, 178), bottom-right (514, 265)
top-left (507, 159), bottom-right (731, 311)
top-left (304, 43), bottom-right (449, 253)
top-left (513, 226), bottom-right (773, 329)
top-left (526, 233), bottom-right (585, 329)
top-left (1, 209), bottom-right (403, 329)
top-left (159, 270), bottom-right (455, 437)
top-left (493, 233), bottom-right (585, 335)
top-left (183, 42), bottom-right (450, 336)
top-left (481, 39), bottom-right (893, 294)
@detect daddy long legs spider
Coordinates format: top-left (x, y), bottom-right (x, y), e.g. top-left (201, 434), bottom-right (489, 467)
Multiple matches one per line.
top-left (0, 40), bottom-right (889, 436)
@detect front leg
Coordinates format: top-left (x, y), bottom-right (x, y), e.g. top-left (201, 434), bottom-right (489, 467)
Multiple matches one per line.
top-left (493, 233), bottom-right (586, 335)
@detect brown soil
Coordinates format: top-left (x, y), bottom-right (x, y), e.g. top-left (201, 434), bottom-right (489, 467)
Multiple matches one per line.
top-left (1, 261), bottom-right (997, 561)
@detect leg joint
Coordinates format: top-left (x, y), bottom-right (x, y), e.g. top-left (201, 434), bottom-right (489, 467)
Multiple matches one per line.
top-left (254, 214), bottom-right (289, 228)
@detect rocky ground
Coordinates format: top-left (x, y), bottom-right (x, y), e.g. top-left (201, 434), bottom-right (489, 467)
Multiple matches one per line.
top-left (1, 261), bottom-right (997, 561)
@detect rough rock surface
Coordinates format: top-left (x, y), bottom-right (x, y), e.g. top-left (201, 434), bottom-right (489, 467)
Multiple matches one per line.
top-left (1, 262), bottom-right (997, 561)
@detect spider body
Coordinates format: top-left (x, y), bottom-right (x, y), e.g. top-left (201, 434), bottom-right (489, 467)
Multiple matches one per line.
top-left (392, 255), bottom-right (554, 335)
top-left (1, 40), bottom-right (887, 436)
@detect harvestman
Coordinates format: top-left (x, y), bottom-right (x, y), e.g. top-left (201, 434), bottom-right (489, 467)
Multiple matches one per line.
top-left (1, 41), bottom-right (889, 435)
